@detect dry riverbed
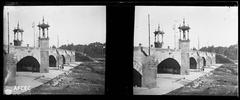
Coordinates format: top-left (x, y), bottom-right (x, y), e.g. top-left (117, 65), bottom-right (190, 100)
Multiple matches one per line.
top-left (167, 64), bottom-right (238, 96)
top-left (23, 61), bottom-right (105, 95)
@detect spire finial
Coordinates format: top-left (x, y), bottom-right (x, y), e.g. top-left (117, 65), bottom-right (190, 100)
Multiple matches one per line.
top-left (158, 24), bottom-right (160, 31)
top-left (42, 16), bottom-right (45, 23)
top-left (17, 21), bottom-right (19, 28)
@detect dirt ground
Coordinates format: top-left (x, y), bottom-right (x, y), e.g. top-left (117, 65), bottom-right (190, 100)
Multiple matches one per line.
top-left (22, 61), bottom-right (105, 95)
top-left (167, 64), bottom-right (238, 96)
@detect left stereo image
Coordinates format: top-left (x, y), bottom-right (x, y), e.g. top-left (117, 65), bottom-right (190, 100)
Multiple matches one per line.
top-left (3, 6), bottom-right (106, 95)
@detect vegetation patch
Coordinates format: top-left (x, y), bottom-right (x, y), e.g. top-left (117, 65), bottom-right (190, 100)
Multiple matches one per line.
top-left (22, 61), bottom-right (105, 95)
top-left (167, 64), bottom-right (238, 96)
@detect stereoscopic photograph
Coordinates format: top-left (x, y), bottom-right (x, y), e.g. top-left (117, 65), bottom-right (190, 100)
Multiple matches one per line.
top-left (3, 6), bottom-right (106, 95)
top-left (2, 1), bottom-right (238, 96)
top-left (133, 6), bottom-right (238, 95)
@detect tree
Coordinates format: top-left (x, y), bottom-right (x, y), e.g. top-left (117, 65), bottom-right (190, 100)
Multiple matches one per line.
top-left (200, 44), bottom-right (238, 60)
top-left (59, 42), bottom-right (106, 58)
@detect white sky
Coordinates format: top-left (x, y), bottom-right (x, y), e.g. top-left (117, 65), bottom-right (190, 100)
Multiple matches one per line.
top-left (3, 6), bottom-right (106, 47)
top-left (134, 6), bottom-right (238, 49)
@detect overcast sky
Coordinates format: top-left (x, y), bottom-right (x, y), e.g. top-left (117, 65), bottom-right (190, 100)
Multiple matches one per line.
top-left (134, 6), bottom-right (238, 49)
top-left (3, 6), bottom-right (106, 47)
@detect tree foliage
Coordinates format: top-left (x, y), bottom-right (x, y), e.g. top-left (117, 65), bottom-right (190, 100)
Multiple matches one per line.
top-left (59, 42), bottom-right (105, 58)
top-left (215, 54), bottom-right (234, 64)
top-left (200, 44), bottom-right (238, 60)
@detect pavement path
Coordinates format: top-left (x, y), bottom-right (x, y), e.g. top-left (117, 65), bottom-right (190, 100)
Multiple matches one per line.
top-left (4, 62), bottom-right (82, 95)
top-left (133, 64), bottom-right (223, 95)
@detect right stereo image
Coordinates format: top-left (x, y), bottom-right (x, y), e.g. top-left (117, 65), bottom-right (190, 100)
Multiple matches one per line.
top-left (133, 6), bottom-right (238, 96)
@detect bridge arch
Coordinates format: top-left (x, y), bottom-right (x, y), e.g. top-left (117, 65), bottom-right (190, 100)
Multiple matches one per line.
top-left (202, 57), bottom-right (206, 67)
top-left (190, 57), bottom-right (197, 69)
top-left (17, 56), bottom-right (40, 72)
top-left (62, 55), bottom-right (66, 64)
top-left (49, 55), bottom-right (57, 67)
top-left (133, 68), bottom-right (142, 87)
top-left (157, 58), bottom-right (181, 74)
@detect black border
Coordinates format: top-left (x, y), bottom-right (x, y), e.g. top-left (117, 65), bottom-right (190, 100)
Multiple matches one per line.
top-left (1, 0), bottom-right (238, 97)
top-left (106, 3), bottom-right (134, 95)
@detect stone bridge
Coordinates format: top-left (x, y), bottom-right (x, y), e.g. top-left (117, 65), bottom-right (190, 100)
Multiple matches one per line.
top-left (4, 45), bottom-right (75, 73)
top-left (3, 45), bottom-right (75, 86)
top-left (133, 46), bottom-right (216, 88)
top-left (133, 19), bottom-right (217, 88)
top-left (4, 17), bottom-right (77, 87)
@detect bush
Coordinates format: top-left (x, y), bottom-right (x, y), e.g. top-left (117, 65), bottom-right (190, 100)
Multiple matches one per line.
top-left (216, 54), bottom-right (234, 64)
top-left (75, 52), bottom-right (94, 62)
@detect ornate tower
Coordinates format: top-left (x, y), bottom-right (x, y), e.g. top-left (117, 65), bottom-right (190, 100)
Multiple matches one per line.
top-left (13, 22), bottom-right (24, 46)
top-left (178, 18), bottom-right (190, 49)
top-left (37, 17), bottom-right (50, 73)
top-left (178, 18), bottom-right (190, 75)
top-left (153, 24), bottom-right (165, 48)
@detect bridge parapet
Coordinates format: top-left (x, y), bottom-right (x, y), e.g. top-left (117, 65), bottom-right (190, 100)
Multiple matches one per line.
top-left (4, 45), bottom-right (39, 53)
top-left (4, 45), bottom-right (41, 62)
top-left (57, 49), bottom-right (66, 55)
top-left (133, 46), bottom-right (141, 51)
top-left (152, 49), bottom-right (181, 64)
top-left (65, 50), bottom-right (73, 56)
top-left (133, 59), bottom-right (143, 75)
top-left (134, 46), bottom-right (148, 74)
top-left (138, 46), bottom-right (178, 55)
top-left (134, 47), bottom-right (147, 64)
top-left (49, 48), bottom-right (58, 54)
top-left (189, 50), bottom-right (199, 57)
top-left (198, 51), bottom-right (206, 58)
